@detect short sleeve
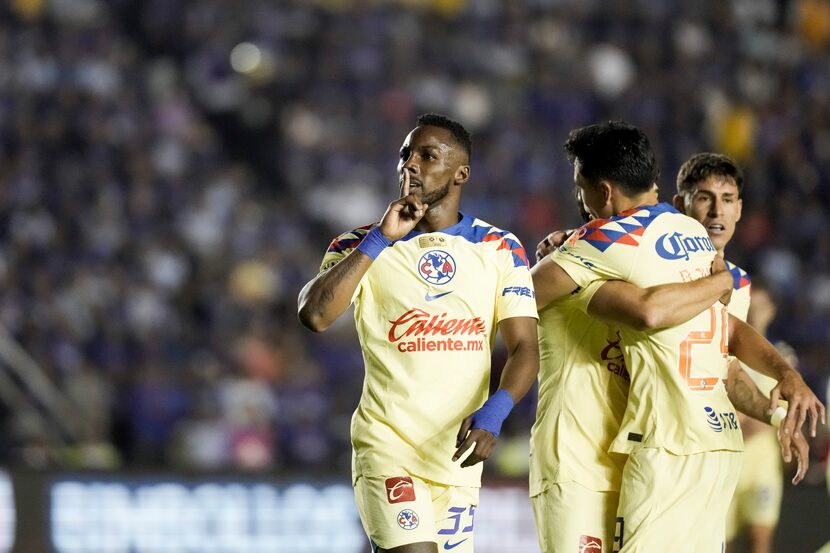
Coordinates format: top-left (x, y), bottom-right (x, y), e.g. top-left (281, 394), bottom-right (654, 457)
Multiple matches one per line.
top-left (319, 225), bottom-right (374, 274)
top-left (551, 219), bottom-right (638, 288)
top-left (494, 234), bottom-right (539, 322)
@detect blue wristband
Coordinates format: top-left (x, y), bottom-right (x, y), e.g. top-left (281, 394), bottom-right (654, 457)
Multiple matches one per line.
top-left (470, 389), bottom-right (514, 438)
top-left (356, 227), bottom-right (392, 260)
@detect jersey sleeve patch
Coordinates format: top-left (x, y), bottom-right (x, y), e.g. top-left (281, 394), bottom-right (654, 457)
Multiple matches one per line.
top-left (725, 261), bottom-right (751, 290)
top-left (326, 224), bottom-right (374, 255)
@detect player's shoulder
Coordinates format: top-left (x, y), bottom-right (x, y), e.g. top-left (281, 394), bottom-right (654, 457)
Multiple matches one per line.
top-left (565, 202), bottom-right (677, 253)
top-left (326, 223), bottom-right (376, 255)
top-left (443, 213), bottom-right (529, 268)
top-left (724, 259), bottom-right (751, 291)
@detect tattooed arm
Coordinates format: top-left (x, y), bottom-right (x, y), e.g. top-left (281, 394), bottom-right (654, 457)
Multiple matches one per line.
top-left (726, 359), bottom-right (771, 423)
top-left (298, 171), bottom-right (427, 332)
top-left (726, 359), bottom-right (811, 484)
top-left (298, 250), bottom-right (374, 332)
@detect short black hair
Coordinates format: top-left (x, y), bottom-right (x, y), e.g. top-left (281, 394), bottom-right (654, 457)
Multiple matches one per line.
top-left (676, 153), bottom-right (744, 197)
top-left (416, 113), bottom-right (472, 160)
top-left (564, 121), bottom-right (659, 196)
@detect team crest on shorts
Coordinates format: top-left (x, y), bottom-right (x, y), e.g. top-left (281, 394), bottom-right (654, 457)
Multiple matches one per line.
top-left (579, 535), bottom-right (602, 553)
top-left (418, 250), bottom-right (456, 285)
top-left (385, 476), bottom-right (416, 504)
top-left (397, 509), bottom-right (420, 530)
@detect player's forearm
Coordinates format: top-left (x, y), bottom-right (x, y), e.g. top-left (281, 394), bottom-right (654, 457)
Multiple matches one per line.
top-left (728, 316), bottom-right (795, 382)
top-left (727, 361), bottom-right (771, 424)
top-left (496, 318), bottom-right (540, 403)
top-left (499, 344), bottom-right (540, 403)
top-left (531, 257), bottom-right (580, 310)
top-left (635, 270), bottom-right (733, 329)
top-left (297, 250), bottom-right (372, 332)
top-left (587, 270), bottom-right (731, 331)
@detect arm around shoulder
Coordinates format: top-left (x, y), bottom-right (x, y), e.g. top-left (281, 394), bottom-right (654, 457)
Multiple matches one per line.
top-left (530, 256), bottom-right (580, 310)
top-left (587, 269), bottom-right (732, 331)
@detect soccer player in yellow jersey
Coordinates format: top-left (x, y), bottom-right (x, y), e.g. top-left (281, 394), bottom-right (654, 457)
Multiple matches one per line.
top-left (298, 114), bottom-right (539, 553)
top-left (532, 166), bottom-right (811, 553)
top-left (672, 153), bottom-right (794, 553)
top-left (531, 122), bottom-right (824, 552)
top-left (530, 185), bottom-right (745, 553)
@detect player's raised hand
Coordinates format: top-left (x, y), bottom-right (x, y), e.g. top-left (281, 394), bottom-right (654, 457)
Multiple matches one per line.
top-left (711, 254), bottom-right (732, 305)
top-left (769, 372), bottom-right (826, 439)
top-left (378, 170), bottom-right (427, 241)
top-left (535, 229), bottom-right (575, 261)
top-left (453, 415), bottom-right (497, 468)
top-left (778, 422), bottom-right (809, 485)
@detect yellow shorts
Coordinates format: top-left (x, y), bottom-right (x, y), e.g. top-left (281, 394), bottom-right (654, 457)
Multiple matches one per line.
top-left (531, 482), bottom-right (619, 553)
top-left (614, 448), bottom-right (742, 552)
top-left (725, 429), bottom-right (782, 539)
top-left (354, 474), bottom-right (478, 552)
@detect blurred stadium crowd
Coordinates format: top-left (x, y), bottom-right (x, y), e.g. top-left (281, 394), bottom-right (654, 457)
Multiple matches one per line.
top-left (0, 0), bottom-right (828, 478)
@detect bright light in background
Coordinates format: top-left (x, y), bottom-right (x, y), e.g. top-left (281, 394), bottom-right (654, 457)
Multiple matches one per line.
top-left (230, 42), bottom-right (263, 74)
top-left (0, 471), bottom-right (14, 553)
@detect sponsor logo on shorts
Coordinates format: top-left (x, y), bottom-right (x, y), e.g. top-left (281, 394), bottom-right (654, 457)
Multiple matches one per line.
top-left (443, 538), bottom-right (469, 550)
top-left (397, 509), bottom-right (420, 530)
top-left (579, 535), bottom-right (602, 553)
top-left (385, 476), bottom-right (416, 504)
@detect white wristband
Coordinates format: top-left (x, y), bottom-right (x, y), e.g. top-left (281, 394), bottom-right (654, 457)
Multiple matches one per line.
top-left (770, 406), bottom-right (788, 428)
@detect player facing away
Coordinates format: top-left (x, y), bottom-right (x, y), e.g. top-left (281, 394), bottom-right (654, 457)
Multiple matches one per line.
top-left (529, 184), bottom-right (747, 553)
top-left (673, 153), bottom-right (792, 553)
top-left (298, 113), bottom-right (539, 553)
top-left (530, 122), bottom-right (823, 552)
top-left (531, 158), bottom-right (813, 553)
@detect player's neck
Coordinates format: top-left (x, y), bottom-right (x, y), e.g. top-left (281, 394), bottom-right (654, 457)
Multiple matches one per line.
top-left (416, 204), bottom-right (461, 232)
top-left (612, 192), bottom-right (657, 214)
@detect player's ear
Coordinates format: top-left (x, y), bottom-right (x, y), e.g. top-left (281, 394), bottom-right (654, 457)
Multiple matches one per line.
top-left (735, 197), bottom-right (742, 223)
top-left (672, 194), bottom-right (685, 212)
top-left (455, 164), bottom-right (470, 185)
top-left (599, 181), bottom-right (612, 205)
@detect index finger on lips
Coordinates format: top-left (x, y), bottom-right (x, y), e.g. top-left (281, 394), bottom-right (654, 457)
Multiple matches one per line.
top-left (400, 170), bottom-right (410, 198)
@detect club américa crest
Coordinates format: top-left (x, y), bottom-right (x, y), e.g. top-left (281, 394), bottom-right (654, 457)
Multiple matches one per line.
top-left (417, 250), bottom-right (456, 285)
top-left (397, 509), bottom-right (420, 530)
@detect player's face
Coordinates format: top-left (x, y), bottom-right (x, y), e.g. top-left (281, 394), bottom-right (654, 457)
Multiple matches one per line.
top-left (574, 166), bottom-right (613, 220)
top-left (682, 176), bottom-right (742, 253)
top-left (397, 126), bottom-right (465, 207)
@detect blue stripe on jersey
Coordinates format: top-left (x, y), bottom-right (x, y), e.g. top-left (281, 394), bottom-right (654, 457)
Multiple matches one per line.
top-left (725, 260), bottom-right (751, 290)
top-left (398, 213), bottom-right (529, 267)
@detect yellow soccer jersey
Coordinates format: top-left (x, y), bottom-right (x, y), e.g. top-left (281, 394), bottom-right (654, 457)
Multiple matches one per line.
top-left (319, 213), bottom-right (538, 487)
top-left (552, 203), bottom-right (743, 456)
top-left (725, 261), bottom-right (751, 322)
top-left (726, 261), bottom-right (778, 396)
top-left (530, 280), bottom-right (629, 496)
